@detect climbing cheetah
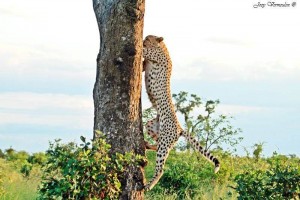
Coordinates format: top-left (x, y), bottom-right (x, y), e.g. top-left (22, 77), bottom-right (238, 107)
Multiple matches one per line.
top-left (143, 35), bottom-right (220, 191)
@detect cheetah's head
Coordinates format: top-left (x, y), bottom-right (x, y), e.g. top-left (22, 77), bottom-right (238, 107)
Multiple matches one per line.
top-left (143, 35), bottom-right (166, 63)
top-left (143, 35), bottom-right (164, 48)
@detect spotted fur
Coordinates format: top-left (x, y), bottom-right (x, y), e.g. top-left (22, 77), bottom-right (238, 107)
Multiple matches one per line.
top-left (143, 35), bottom-right (220, 191)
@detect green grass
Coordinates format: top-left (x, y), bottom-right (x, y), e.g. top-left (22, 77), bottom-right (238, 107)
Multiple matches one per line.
top-left (144, 151), bottom-right (238, 200)
top-left (0, 152), bottom-right (298, 200)
top-left (1, 152), bottom-right (235, 200)
top-left (145, 184), bottom-right (237, 200)
top-left (0, 159), bottom-right (40, 200)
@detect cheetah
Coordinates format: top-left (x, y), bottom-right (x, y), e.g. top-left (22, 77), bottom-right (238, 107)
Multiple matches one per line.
top-left (143, 35), bottom-right (220, 191)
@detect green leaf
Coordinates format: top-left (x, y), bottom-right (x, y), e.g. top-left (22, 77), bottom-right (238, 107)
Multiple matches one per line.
top-left (80, 136), bottom-right (86, 143)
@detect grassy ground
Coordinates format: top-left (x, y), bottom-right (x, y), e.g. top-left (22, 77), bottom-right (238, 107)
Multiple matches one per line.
top-left (144, 151), bottom-right (237, 200)
top-left (0, 152), bottom-right (235, 200)
top-left (145, 184), bottom-right (236, 200)
top-left (0, 159), bottom-right (40, 200)
top-left (2, 151), bottom-right (297, 200)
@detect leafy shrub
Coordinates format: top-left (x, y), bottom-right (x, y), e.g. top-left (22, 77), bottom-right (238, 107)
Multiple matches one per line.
top-left (38, 133), bottom-right (143, 200)
top-left (20, 162), bottom-right (33, 178)
top-left (149, 151), bottom-right (218, 198)
top-left (4, 149), bottom-right (30, 162)
top-left (252, 142), bottom-right (264, 161)
top-left (0, 149), bottom-right (5, 159)
top-left (28, 152), bottom-right (47, 165)
top-left (234, 163), bottom-right (300, 199)
top-left (4, 147), bottom-right (16, 161)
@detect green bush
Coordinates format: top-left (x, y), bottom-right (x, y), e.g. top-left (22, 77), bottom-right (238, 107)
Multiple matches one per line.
top-left (28, 152), bottom-right (47, 165)
top-left (20, 162), bottom-right (33, 178)
top-left (5, 149), bottom-right (29, 162)
top-left (0, 150), bottom-right (5, 159)
top-left (148, 151), bottom-right (218, 198)
top-left (234, 163), bottom-right (300, 199)
top-left (38, 133), bottom-right (143, 200)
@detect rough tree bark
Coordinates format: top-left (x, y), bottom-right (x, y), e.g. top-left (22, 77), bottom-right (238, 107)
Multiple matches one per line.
top-left (92, 0), bottom-right (145, 199)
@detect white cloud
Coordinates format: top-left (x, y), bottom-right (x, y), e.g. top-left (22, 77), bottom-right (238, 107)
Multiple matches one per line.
top-left (0, 0), bottom-right (299, 156)
top-left (217, 104), bottom-right (266, 115)
top-left (0, 92), bottom-right (93, 129)
top-left (185, 104), bottom-right (266, 119)
top-left (172, 56), bottom-right (300, 81)
top-left (1, 0), bottom-right (299, 87)
top-left (0, 0), bottom-right (98, 81)
top-left (144, 0), bottom-right (300, 82)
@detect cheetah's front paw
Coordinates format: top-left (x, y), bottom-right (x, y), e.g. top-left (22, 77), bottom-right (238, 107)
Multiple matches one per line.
top-left (144, 183), bottom-right (151, 191)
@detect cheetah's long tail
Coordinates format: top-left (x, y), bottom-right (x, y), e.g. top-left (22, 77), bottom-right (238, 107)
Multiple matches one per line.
top-left (181, 131), bottom-right (220, 173)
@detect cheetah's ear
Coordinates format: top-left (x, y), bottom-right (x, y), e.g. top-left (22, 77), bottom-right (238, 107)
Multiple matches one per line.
top-left (156, 37), bottom-right (164, 43)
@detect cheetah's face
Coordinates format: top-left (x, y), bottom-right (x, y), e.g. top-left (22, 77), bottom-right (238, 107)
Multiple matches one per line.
top-left (143, 35), bottom-right (164, 48)
top-left (143, 35), bottom-right (164, 62)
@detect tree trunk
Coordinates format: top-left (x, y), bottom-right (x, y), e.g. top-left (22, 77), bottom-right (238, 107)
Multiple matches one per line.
top-left (92, 0), bottom-right (145, 199)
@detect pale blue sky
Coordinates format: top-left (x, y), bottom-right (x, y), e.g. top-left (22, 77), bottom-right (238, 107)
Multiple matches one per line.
top-left (0, 0), bottom-right (299, 156)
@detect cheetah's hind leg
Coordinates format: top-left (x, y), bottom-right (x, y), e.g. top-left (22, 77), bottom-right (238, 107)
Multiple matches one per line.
top-left (144, 137), bottom-right (173, 191)
top-left (145, 117), bottom-right (159, 151)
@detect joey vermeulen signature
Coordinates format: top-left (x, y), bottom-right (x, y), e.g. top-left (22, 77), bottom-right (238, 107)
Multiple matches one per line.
top-left (253, 1), bottom-right (296, 8)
